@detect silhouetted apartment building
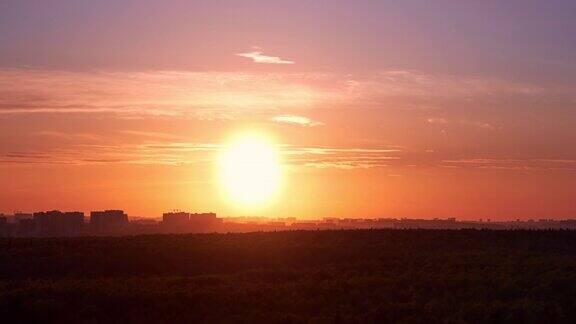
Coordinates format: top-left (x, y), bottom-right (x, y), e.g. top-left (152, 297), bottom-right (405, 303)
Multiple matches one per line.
top-left (14, 212), bottom-right (33, 222)
top-left (189, 212), bottom-right (219, 225)
top-left (18, 219), bottom-right (36, 237)
top-left (162, 211), bottom-right (221, 232)
top-left (0, 216), bottom-right (7, 237)
top-left (163, 212), bottom-right (190, 225)
top-left (90, 210), bottom-right (128, 232)
top-left (33, 210), bottom-right (84, 237)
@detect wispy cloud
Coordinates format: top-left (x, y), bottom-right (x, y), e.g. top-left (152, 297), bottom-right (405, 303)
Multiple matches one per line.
top-left (442, 159), bottom-right (576, 171)
top-left (283, 146), bottom-right (402, 169)
top-left (0, 140), bottom-right (403, 169)
top-left (0, 69), bottom-right (316, 117)
top-left (427, 118), bottom-right (497, 130)
top-left (0, 68), bottom-right (572, 118)
top-left (118, 130), bottom-right (188, 140)
top-left (1, 69), bottom-right (574, 173)
top-left (35, 130), bottom-right (102, 141)
top-left (3, 136), bottom-right (576, 173)
top-left (272, 115), bottom-right (324, 127)
top-left (236, 50), bottom-right (294, 64)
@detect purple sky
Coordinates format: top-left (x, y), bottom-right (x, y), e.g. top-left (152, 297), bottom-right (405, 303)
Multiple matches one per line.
top-left (1, 0), bottom-right (574, 79)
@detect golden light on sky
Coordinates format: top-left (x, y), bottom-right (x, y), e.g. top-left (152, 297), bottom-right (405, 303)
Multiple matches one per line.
top-left (218, 131), bottom-right (282, 208)
top-left (1, 1), bottom-right (576, 220)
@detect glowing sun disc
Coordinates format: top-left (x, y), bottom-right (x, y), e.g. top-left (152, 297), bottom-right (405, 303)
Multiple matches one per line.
top-left (219, 133), bottom-right (281, 206)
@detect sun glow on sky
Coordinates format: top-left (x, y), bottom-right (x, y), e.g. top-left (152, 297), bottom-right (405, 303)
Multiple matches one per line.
top-left (219, 131), bottom-right (282, 207)
top-left (1, 1), bottom-right (576, 219)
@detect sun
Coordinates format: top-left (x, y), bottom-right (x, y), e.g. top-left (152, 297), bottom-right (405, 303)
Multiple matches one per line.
top-left (219, 132), bottom-right (281, 206)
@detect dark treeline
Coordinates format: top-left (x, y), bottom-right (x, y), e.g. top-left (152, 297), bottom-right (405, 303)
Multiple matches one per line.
top-left (2, 229), bottom-right (576, 323)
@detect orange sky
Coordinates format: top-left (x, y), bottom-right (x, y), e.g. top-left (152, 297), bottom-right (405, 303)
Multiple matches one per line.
top-left (1, 1), bottom-right (575, 219)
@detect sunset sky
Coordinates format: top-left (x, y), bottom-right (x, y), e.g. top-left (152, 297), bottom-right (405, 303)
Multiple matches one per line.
top-left (1, 0), bottom-right (575, 219)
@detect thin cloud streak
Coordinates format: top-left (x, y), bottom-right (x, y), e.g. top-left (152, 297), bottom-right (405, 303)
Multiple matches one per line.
top-left (272, 115), bottom-right (324, 127)
top-left (4, 137), bottom-right (575, 172)
top-left (0, 141), bottom-right (403, 168)
top-left (427, 118), bottom-right (497, 130)
top-left (236, 51), bottom-right (295, 64)
top-left (442, 159), bottom-right (576, 171)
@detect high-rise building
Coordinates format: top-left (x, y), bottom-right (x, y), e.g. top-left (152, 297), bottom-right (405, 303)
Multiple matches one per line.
top-left (189, 212), bottom-right (220, 225)
top-left (90, 210), bottom-right (128, 232)
top-left (162, 212), bottom-right (190, 225)
top-left (0, 215), bottom-right (8, 237)
top-left (14, 212), bottom-right (33, 222)
top-left (162, 211), bottom-right (221, 232)
top-left (33, 210), bottom-right (84, 237)
top-left (17, 219), bottom-right (37, 237)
